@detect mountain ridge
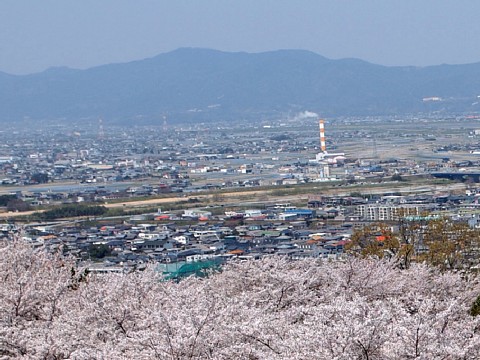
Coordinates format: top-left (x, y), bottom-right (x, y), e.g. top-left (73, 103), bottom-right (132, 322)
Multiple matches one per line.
top-left (1, 48), bottom-right (480, 123)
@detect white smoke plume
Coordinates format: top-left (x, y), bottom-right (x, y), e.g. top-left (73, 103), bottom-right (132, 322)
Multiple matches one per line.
top-left (295, 111), bottom-right (319, 120)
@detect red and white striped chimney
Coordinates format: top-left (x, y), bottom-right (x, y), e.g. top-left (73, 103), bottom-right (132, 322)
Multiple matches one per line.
top-left (319, 119), bottom-right (326, 152)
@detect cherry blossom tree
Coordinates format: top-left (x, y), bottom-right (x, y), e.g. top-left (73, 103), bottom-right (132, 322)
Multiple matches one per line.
top-left (1, 239), bottom-right (480, 359)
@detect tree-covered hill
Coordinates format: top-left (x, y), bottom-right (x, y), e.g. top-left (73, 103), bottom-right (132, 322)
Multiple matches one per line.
top-left (2, 48), bottom-right (480, 123)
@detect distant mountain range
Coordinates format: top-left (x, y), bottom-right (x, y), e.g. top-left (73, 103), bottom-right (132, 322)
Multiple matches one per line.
top-left (2, 48), bottom-right (480, 124)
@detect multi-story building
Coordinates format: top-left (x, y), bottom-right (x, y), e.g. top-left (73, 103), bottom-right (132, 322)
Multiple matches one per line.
top-left (355, 203), bottom-right (433, 221)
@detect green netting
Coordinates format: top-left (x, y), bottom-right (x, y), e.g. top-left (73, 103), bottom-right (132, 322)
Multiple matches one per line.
top-left (163, 259), bottom-right (222, 281)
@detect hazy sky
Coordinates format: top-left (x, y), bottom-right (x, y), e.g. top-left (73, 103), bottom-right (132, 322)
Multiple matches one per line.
top-left (1, 0), bottom-right (480, 74)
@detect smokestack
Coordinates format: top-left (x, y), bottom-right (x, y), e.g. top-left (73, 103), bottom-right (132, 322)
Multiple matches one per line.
top-left (98, 118), bottom-right (105, 140)
top-left (319, 119), bottom-right (326, 152)
top-left (163, 115), bottom-right (168, 132)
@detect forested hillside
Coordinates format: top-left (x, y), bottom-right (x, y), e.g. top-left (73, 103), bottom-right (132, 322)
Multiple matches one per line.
top-left (2, 48), bottom-right (480, 123)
